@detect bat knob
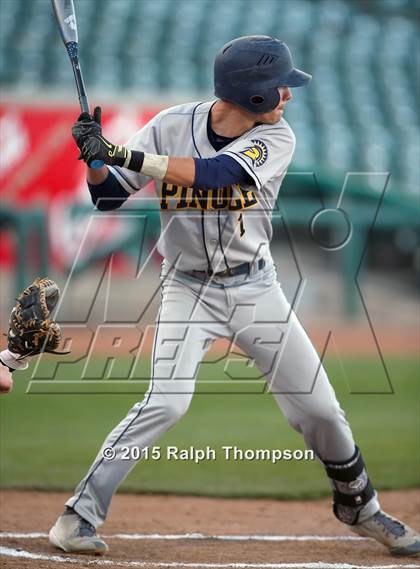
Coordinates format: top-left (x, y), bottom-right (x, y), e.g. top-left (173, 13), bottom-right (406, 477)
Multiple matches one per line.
top-left (90, 159), bottom-right (105, 169)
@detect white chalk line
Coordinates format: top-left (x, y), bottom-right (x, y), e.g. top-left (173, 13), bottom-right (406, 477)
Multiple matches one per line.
top-left (0, 531), bottom-right (369, 542)
top-left (1, 545), bottom-right (420, 569)
top-left (0, 546), bottom-right (420, 569)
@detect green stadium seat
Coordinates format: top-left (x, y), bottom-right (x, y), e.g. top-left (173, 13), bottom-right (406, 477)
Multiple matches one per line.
top-left (0, 0), bottom-right (417, 203)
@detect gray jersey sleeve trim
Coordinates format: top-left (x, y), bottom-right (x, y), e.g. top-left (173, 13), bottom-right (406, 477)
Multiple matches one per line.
top-left (108, 166), bottom-right (140, 194)
top-left (222, 150), bottom-right (262, 190)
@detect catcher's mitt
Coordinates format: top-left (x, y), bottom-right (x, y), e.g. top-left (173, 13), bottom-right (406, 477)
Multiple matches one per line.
top-left (7, 277), bottom-right (70, 359)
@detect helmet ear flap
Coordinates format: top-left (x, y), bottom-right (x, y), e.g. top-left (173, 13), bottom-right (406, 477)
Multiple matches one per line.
top-left (249, 95), bottom-right (265, 105)
top-left (247, 87), bottom-right (280, 113)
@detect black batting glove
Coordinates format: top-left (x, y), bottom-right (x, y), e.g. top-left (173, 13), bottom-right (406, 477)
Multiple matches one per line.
top-left (80, 134), bottom-right (129, 168)
top-left (72, 106), bottom-right (102, 156)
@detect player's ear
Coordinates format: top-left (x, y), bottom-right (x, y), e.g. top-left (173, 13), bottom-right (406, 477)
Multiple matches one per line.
top-left (93, 106), bottom-right (102, 126)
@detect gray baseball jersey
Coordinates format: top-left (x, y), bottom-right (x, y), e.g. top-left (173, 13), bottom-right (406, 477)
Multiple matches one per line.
top-left (109, 100), bottom-right (295, 270)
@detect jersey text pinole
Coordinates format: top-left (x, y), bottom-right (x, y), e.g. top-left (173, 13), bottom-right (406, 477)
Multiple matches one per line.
top-left (108, 101), bottom-right (296, 271)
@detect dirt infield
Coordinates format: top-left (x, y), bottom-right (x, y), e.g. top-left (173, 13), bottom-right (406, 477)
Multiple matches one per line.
top-left (0, 489), bottom-right (419, 568)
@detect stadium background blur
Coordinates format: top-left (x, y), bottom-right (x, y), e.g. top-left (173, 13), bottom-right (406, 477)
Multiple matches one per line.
top-left (0, 0), bottom-right (419, 498)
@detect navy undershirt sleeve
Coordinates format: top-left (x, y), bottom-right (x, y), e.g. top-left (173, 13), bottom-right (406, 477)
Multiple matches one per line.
top-left (193, 155), bottom-right (252, 190)
top-left (88, 170), bottom-right (130, 211)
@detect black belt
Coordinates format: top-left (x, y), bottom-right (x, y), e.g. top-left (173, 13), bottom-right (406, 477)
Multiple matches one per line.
top-left (188, 259), bottom-right (265, 279)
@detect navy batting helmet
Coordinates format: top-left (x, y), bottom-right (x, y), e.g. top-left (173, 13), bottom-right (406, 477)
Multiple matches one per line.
top-left (214, 36), bottom-right (311, 114)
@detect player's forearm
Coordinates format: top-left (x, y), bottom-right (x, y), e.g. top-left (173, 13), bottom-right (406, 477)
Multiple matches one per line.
top-left (125, 153), bottom-right (245, 189)
top-left (112, 151), bottom-right (196, 187)
top-left (79, 137), bottom-right (249, 189)
top-left (82, 142), bottom-right (195, 186)
top-left (83, 149), bottom-right (193, 187)
top-left (163, 157), bottom-right (195, 186)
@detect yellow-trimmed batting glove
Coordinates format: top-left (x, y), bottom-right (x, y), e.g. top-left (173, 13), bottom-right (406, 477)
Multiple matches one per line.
top-left (80, 134), bottom-right (130, 168)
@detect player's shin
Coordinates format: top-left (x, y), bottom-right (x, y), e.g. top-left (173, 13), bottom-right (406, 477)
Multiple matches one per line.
top-left (323, 446), bottom-right (380, 525)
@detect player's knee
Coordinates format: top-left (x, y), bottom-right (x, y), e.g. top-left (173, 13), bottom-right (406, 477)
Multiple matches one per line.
top-left (284, 414), bottom-right (303, 434)
top-left (305, 404), bottom-right (347, 430)
top-left (285, 403), bottom-right (345, 434)
top-left (163, 395), bottom-right (191, 424)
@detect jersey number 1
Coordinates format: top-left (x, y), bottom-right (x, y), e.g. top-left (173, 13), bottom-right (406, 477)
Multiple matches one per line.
top-left (238, 213), bottom-right (245, 237)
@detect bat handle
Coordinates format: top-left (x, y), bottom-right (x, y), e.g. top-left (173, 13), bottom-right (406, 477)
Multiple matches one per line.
top-left (65, 44), bottom-right (104, 169)
top-left (79, 95), bottom-right (90, 115)
top-left (79, 96), bottom-right (104, 168)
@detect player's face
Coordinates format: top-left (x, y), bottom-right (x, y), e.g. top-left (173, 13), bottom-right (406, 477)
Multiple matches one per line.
top-left (257, 87), bottom-right (292, 124)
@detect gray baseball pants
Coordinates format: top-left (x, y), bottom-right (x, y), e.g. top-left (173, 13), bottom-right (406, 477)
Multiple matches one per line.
top-left (66, 260), bottom-right (379, 526)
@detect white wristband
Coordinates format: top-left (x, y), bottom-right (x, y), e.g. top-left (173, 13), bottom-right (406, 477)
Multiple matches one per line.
top-left (141, 153), bottom-right (169, 180)
top-left (0, 349), bottom-right (30, 370)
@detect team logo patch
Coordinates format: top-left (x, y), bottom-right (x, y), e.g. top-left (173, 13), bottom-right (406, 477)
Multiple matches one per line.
top-left (240, 139), bottom-right (268, 167)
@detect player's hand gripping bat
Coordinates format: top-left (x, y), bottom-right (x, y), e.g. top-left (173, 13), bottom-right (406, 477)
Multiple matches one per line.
top-left (51, 0), bottom-right (104, 168)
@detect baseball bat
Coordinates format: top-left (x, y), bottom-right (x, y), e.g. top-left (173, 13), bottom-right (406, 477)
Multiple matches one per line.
top-left (51, 0), bottom-right (104, 168)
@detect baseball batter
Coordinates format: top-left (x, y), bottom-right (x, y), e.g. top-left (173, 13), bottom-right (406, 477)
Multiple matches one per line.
top-left (49, 37), bottom-right (420, 557)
